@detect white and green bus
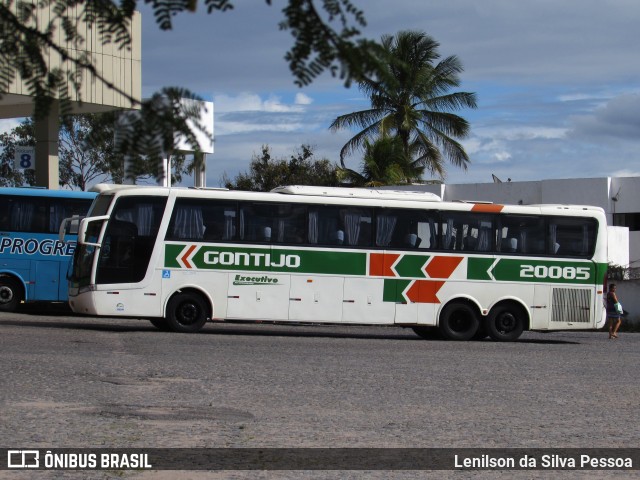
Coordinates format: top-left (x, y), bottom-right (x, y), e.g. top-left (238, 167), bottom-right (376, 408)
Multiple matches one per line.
top-left (65, 184), bottom-right (608, 341)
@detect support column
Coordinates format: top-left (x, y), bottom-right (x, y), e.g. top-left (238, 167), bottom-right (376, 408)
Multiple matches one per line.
top-left (193, 152), bottom-right (207, 188)
top-left (34, 101), bottom-right (60, 189)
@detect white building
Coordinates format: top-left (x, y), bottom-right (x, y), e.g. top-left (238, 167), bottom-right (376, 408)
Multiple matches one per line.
top-left (392, 177), bottom-right (636, 271)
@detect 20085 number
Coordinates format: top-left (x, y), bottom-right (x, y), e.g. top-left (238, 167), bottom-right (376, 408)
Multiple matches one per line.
top-left (520, 265), bottom-right (590, 280)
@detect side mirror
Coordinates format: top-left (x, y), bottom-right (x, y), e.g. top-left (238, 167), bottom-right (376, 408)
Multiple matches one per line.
top-left (76, 215), bottom-right (110, 247)
top-left (59, 215), bottom-right (82, 243)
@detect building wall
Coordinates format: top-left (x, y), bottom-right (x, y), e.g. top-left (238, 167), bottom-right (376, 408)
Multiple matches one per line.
top-left (608, 227), bottom-right (630, 267)
top-left (610, 177), bottom-right (640, 264)
top-left (613, 280), bottom-right (640, 323)
top-left (4, 2), bottom-right (141, 112)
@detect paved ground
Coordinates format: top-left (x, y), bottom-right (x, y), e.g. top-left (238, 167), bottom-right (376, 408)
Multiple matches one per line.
top-left (0, 307), bottom-right (638, 479)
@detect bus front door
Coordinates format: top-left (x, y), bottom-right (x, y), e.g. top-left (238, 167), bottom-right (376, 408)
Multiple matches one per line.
top-left (32, 261), bottom-right (61, 302)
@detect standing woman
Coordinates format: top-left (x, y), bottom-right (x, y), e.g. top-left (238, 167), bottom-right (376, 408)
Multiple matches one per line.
top-left (606, 284), bottom-right (623, 339)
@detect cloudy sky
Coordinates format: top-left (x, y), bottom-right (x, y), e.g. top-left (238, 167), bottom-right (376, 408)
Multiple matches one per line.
top-left (104, 1), bottom-right (640, 185)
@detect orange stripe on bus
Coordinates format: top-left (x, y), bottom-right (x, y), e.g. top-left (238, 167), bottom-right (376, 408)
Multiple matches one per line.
top-left (425, 256), bottom-right (463, 279)
top-left (369, 253), bottom-right (400, 277)
top-left (405, 280), bottom-right (445, 303)
top-left (369, 253), bottom-right (385, 276)
top-left (471, 203), bottom-right (504, 213)
top-left (181, 244), bottom-right (197, 269)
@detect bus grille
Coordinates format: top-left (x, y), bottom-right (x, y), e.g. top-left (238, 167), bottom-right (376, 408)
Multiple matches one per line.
top-left (551, 288), bottom-right (592, 323)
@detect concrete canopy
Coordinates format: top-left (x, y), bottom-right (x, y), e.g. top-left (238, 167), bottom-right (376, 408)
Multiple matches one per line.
top-left (1, 4), bottom-right (142, 188)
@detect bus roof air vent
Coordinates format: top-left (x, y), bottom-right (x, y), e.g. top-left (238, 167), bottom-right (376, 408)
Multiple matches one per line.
top-left (271, 185), bottom-right (441, 202)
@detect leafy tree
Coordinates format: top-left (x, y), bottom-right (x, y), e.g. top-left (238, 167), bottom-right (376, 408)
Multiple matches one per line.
top-left (337, 135), bottom-right (424, 187)
top-left (224, 144), bottom-right (340, 191)
top-left (1, 1), bottom-right (384, 172)
top-left (0, 119), bottom-right (35, 187)
top-left (58, 113), bottom-right (118, 190)
top-left (330, 30), bottom-right (478, 178)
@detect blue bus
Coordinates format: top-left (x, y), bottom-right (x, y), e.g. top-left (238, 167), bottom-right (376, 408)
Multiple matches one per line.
top-left (0, 187), bottom-right (96, 311)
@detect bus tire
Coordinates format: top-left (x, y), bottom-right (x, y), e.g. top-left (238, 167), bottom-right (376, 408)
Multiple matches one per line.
top-left (0, 276), bottom-right (22, 312)
top-left (487, 303), bottom-right (526, 342)
top-left (438, 301), bottom-right (479, 341)
top-left (149, 318), bottom-right (171, 331)
top-left (472, 321), bottom-right (489, 340)
top-left (411, 326), bottom-right (443, 340)
top-left (166, 292), bottom-right (208, 333)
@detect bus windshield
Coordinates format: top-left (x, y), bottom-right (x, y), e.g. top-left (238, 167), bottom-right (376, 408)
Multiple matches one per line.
top-left (70, 195), bottom-right (167, 288)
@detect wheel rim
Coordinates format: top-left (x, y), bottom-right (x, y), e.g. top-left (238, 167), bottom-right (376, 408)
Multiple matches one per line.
top-left (496, 312), bottom-right (517, 333)
top-left (177, 302), bottom-right (200, 326)
top-left (449, 310), bottom-right (474, 333)
top-left (0, 286), bottom-right (13, 304)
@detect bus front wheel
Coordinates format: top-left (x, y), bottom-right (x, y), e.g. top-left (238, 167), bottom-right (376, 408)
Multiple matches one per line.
top-left (487, 304), bottom-right (526, 341)
top-left (438, 302), bottom-right (479, 341)
top-left (166, 292), bottom-right (208, 333)
top-left (0, 276), bottom-right (22, 312)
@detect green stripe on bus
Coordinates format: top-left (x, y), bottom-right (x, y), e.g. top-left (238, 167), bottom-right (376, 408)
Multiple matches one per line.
top-left (383, 279), bottom-right (412, 303)
top-left (468, 257), bottom-right (597, 284)
top-left (466, 257), bottom-right (495, 281)
top-left (393, 254), bottom-right (429, 278)
top-left (165, 244), bottom-right (366, 276)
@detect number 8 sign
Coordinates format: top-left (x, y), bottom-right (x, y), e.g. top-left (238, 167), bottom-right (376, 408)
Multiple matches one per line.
top-left (14, 146), bottom-right (35, 170)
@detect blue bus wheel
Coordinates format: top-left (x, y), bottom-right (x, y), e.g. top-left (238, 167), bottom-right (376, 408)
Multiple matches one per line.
top-left (0, 276), bottom-right (22, 312)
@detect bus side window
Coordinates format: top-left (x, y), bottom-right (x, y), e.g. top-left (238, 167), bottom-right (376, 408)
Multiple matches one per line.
top-left (376, 208), bottom-right (437, 250)
top-left (549, 217), bottom-right (596, 257)
top-left (0, 208), bottom-right (10, 231)
top-left (49, 198), bottom-right (93, 233)
top-left (200, 202), bottom-right (237, 242)
top-left (499, 215), bottom-right (542, 255)
top-left (441, 217), bottom-right (457, 250)
top-left (170, 205), bottom-right (205, 240)
top-left (10, 199), bottom-right (36, 232)
top-left (501, 237), bottom-right (518, 253)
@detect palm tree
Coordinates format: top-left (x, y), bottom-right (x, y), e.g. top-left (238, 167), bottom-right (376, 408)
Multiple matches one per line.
top-left (330, 30), bottom-right (477, 178)
top-left (337, 135), bottom-right (424, 186)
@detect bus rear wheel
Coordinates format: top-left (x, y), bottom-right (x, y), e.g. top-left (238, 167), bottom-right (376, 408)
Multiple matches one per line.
top-left (487, 304), bottom-right (526, 342)
top-left (438, 302), bottom-right (479, 341)
top-left (166, 292), bottom-right (208, 333)
top-left (0, 276), bottom-right (22, 312)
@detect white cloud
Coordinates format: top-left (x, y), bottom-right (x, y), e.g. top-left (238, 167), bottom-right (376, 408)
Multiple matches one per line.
top-left (611, 169), bottom-right (640, 178)
top-left (216, 120), bottom-right (304, 136)
top-left (494, 151), bottom-right (512, 162)
top-left (476, 126), bottom-right (567, 142)
top-left (557, 92), bottom-right (610, 103)
top-left (294, 93), bottom-right (313, 105)
top-left (213, 93), bottom-right (305, 113)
